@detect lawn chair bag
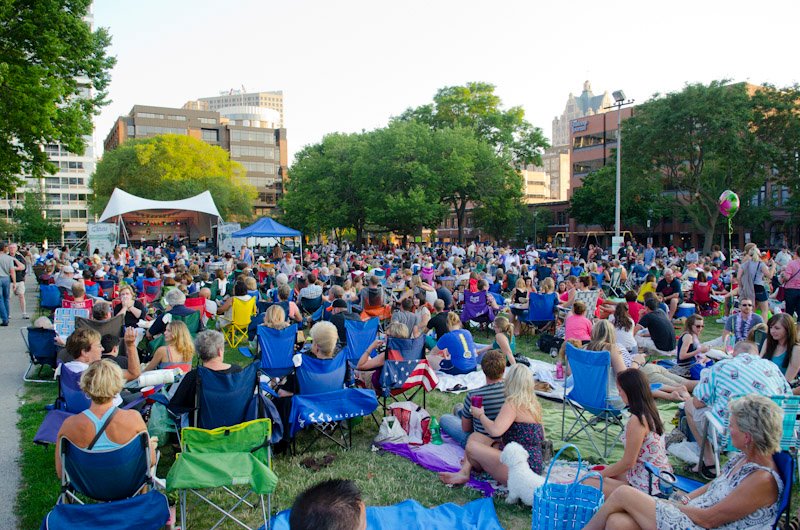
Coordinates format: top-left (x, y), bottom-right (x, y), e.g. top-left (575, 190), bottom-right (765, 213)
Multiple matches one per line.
top-left (532, 444), bottom-right (604, 530)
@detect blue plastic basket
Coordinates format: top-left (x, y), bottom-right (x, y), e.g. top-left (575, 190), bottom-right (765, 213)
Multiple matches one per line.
top-left (532, 444), bottom-right (604, 530)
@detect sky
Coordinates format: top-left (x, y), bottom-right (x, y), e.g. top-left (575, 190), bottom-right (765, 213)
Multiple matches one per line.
top-left (92, 0), bottom-right (800, 164)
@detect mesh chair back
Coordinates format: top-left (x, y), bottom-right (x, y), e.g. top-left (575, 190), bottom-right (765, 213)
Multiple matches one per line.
top-left (526, 292), bottom-right (557, 322)
top-left (60, 432), bottom-right (150, 502)
top-left (299, 295), bottom-right (323, 314)
top-left (256, 324), bottom-right (297, 378)
top-left (296, 352), bottom-right (347, 395)
top-left (771, 394), bottom-right (800, 451)
top-left (24, 327), bottom-right (58, 367)
top-left (565, 343), bottom-right (615, 411)
top-left (343, 317), bottom-right (379, 363)
top-left (574, 289), bottom-right (601, 314)
top-left (196, 362), bottom-right (260, 430)
top-left (60, 365), bottom-right (91, 413)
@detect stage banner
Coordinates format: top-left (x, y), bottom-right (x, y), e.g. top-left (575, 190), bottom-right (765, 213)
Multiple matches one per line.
top-left (87, 223), bottom-right (119, 256)
top-left (217, 222), bottom-right (244, 254)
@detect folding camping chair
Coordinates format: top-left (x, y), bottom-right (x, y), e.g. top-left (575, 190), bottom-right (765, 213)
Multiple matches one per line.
top-left (606, 268), bottom-right (625, 297)
top-left (148, 311), bottom-right (202, 353)
top-left (289, 352), bottom-right (378, 453)
top-left (240, 324), bottom-right (297, 390)
top-left (21, 327), bottom-right (58, 382)
top-left (40, 284), bottom-right (63, 312)
top-left (379, 335), bottom-right (435, 413)
top-left (460, 290), bottom-right (496, 328)
top-left (561, 343), bottom-right (625, 460)
top-left (41, 490), bottom-right (170, 530)
top-left (59, 431), bottom-right (159, 504)
top-left (142, 279), bottom-right (162, 305)
top-left (166, 418), bottom-right (278, 530)
top-left (84, 282), bottom-right (100, 298)
top-left (62, 298), bottom-right (94, 311)
top-left (98, 279), bottom-right (117, 300)
top-left (520, 292), bottom-right (557, 335)
top-left (224, 296), bottom-right (257, 348)
top-left (342, 317), bottom-right (379, 366)
top-left (574, 289), bottom-right (601, 316)
top-left (298, 295), bottom-right (323, 318)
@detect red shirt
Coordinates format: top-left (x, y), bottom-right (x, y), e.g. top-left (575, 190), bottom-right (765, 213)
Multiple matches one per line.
top-left (627, 301), bottom-right (644, 325)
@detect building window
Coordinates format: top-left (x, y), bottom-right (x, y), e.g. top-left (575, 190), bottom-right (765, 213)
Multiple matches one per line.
top-left (231, 145), bottom-right (269, 158)
top-left (201, 129), bottom-right (219, 142)
top-left (127, 125), bottom-right (135, 136)
top-left (167, 115), bottom-right (187, 121)
top-left (230, 129), bottom-right (274, 143)
top-left (136, 112), bottom-right (165, 119)
top-left (135, 125), bottom-right (187, 136)
top-left (198, 117), bottom-right (216, 125)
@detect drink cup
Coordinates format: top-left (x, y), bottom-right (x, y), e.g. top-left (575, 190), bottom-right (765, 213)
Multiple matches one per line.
top-left (471, 395), bottom-right (483, 408)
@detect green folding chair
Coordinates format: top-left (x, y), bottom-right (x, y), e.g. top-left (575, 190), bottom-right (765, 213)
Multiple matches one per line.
top-left (166, 418), bottom-right (278, 530)
top-left (148, 311), bottom-right (202, 353)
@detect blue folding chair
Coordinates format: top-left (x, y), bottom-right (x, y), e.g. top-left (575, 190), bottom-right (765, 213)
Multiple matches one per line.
top-left (21, 327), bottom-right (58, 383)
top-left (59, 431), bottom-right (156, 503)
top-left (380, 335), bottom-right (428, 412)
top-left (240, 324), bottom-right (297, 393)
top-left (521, 292), bottom-right (557, 334)
top-left (41, 490), bottom-right (169, 530)
top-left (342, 317), bottom-right (379, 365)
top-left (289, 352), bottom-right (378, 452)
top-left (309, 300), bottom-right (332, 323)
top-left (84, 283), bottom-right (100, 298)
top-left (561, 343), bottom-right (625, 460)
top-left (40, 284), bottom-right (62, 311)
top-left (774, 450), bottom-right (794, 529)
top-left (299, 295), bottom-right (323, 317)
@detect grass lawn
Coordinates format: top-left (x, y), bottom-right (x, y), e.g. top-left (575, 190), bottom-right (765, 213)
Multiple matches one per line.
top-left (16, 315), bottom-right (793, 529)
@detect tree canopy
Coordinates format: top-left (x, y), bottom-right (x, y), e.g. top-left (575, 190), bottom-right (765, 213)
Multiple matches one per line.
top-left (13, 191), bottom-right (61, 244)
top-left (620, 81), bottom-right (775, 253)
top-left (0, 0), bottom-right (115, 194)
top-left (90, 135), bottom-right (256, 219)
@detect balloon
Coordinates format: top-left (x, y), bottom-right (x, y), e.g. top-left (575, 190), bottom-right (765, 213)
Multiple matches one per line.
top-left (718, 190), bottom-right (740, 217)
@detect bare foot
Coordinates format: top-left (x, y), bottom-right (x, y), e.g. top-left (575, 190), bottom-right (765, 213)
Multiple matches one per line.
top-left (439, 471), bottom-right (470, 485)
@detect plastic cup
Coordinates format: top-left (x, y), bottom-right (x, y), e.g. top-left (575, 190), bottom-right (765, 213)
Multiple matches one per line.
top-left (471, 396), bottom-right (483, 408)
top-left (141, 386), bottom-right (155, 398)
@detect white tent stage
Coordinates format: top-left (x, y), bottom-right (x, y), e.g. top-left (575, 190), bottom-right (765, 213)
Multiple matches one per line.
top-left (98, 188), bottom-right (223, 245)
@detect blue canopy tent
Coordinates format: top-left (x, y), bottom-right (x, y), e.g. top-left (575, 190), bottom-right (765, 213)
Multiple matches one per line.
top-left (231, 217), bottom-right (304, 264)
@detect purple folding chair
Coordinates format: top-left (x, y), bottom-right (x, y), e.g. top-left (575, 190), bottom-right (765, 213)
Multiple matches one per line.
top-left (460, 290), bottom-right (496, 326)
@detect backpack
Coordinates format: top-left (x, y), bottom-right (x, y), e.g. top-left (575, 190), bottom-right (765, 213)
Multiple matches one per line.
top-left (537, 333), bottom-right (564, 354)
top-left (388, 401), bottom-right (431, 445)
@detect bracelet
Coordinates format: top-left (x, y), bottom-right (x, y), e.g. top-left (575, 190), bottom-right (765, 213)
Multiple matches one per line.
top-left (631, 361), bottom-right (640, 367)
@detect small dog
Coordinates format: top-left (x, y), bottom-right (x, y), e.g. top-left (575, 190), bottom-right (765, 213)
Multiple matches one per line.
top-left (500, 442), bottom-right (545, 506)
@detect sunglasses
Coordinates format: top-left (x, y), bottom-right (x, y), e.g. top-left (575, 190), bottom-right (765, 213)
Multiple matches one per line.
top-left (741, 303), bottom-right (753, 307)
top-left (694, 324), bottom-right (705, 328)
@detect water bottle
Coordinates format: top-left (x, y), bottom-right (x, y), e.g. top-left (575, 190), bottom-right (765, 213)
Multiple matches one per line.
top-left (429, 416), bottom-right (443, 445)
top-left (550, 347), bottom-right (558, 358)
top-left (555, 360), bottom-right (564, 380)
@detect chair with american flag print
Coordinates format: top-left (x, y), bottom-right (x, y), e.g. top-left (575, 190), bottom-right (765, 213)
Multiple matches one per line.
top-left (379, 335), bottom-right (438, 414)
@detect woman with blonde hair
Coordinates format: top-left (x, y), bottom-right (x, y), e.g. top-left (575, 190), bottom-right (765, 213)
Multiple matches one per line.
top-left (738, 243), bottom-right (775, 317)
top-left (144, 320), bottom-right (195, 373)
top-left (55, 360), bottom-right (157, 479)
top-left (440, 364), bottom-right (545, 485)
top-left (428, 311), bottom-right (479, 374)
top-left (264, 304), bottom-right (289, 330)
top-left (584, 320), bottom-right (627, 409)
top-left (479, 315), bottom-right (517, 366)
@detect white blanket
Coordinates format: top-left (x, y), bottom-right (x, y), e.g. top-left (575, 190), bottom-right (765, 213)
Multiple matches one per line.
top-left (435, 358), bottom-right (567, 401)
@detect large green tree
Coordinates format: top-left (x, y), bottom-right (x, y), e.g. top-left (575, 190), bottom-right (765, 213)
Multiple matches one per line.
top-left (13, 191), bottom-right (61, 244)
top-left (90, 135), bottom-right (255, 219)
top-left (570, 164), bottom-right (667, 231)
top-left (0, 0), bottom-right (115, 193)
top-left (621, 81), bottom-right (771, 253)
top-left (471, 168), bottom-right (525, 243)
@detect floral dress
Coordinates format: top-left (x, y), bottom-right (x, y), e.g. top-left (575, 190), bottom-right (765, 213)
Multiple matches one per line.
top-left (621, 425), bottom-right (672, 493)
top-left (656, 453), bottom-right (783, 530)
top-left (501, 422), bottom-right (545, 475)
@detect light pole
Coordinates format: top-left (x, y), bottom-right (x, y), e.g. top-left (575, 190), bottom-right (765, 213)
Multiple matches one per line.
top-left (606, 91), bottom-right (635, 252)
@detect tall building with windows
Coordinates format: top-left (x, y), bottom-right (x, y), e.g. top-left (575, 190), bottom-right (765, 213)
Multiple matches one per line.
top-left (103, 104), bottom-right (288, 216)
top-left (184, 90), bottom-right (285, 128)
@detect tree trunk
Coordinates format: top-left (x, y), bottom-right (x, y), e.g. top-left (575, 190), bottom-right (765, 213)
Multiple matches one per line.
top-left (355, 222), bottom-right (364, 251)
top-left (702, 225), bottom-right (716, 255)
top-left (455, 199), bottom-right (467, 244)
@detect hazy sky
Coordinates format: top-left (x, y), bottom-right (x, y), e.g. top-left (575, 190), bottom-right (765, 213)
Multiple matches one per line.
top-left (92, 0), bottom-right (799, 163)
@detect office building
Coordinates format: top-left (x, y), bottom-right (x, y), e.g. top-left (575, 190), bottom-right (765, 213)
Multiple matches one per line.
top-left (186, 89), bottom-right (285, 128)
top-left (104, 104), bottom-right (288, 216)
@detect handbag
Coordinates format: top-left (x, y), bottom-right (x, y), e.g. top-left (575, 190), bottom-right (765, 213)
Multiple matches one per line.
top-left (532, 444), bottom-right (604, 530)
top-left (776, 267), bottom-right (800, 302)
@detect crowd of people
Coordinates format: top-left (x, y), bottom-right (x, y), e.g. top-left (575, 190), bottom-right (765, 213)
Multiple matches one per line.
top-left (23, 236), bottom-right (800, 529)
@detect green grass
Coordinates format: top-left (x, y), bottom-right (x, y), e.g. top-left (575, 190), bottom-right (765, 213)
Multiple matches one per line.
top-left (17, 315), bottom-right (793, 530)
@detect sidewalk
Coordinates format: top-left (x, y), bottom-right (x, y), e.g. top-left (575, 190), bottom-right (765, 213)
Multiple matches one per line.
top-left (0, 280), bottom-right (37, 530)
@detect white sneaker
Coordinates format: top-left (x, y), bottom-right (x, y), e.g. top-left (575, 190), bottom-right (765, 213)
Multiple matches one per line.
top-left (22, 313), bottom-right (29, 319)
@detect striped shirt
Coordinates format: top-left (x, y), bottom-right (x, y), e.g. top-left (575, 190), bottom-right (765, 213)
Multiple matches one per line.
top-left (460, 382), bottom-right (505, 436)
top-left (693, 353), bottom-right (791, 426)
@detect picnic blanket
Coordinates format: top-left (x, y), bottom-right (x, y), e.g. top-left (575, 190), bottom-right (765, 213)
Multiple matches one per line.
top-left (268, 497), bottom-right (503, 530)
top-left (435, 358), bottom-right (566, 401)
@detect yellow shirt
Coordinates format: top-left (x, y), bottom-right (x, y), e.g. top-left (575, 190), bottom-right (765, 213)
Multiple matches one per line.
top-left (637, 281), bottom-right (656, 303)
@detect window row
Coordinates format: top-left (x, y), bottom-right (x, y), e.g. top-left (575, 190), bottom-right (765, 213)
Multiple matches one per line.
top-left (231, 145), bottom-right (275, 158)
top-left (240, 161), bottom-right (277, 174)
top-left (132, 125), bottom-right (188, 136)
top-left (230, 129), bottom-right (276, 144)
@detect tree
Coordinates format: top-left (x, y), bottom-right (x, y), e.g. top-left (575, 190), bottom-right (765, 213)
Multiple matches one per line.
top-left (472, 169), bottom-right (525, 243)
top-left (570, 164), bottom-right (668, 231)
top-left (0, 0), bottom-right (115, 193)
top-left (13, 191), bottom-right (61, 244)
top-left (280, 132), bottom-right (373, 246)
top-left (90, 135), bottom-right (256, 219)
top-left (397, 82), bottom-right (549, 166)
top-left (359, 122), bottom-right (447, 243)
top-left (621, 81), bottom-right (770, 253)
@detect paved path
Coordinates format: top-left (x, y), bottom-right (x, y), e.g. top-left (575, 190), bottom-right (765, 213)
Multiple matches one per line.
top-left (0, 280), bottom-right (37, 530)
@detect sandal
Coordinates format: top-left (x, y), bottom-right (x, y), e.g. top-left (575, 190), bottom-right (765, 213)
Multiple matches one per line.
top-left (699, 463), bottom-right (717, 481)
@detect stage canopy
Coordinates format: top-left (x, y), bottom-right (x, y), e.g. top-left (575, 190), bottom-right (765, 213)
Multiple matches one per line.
top-left (232, 217), bottom-right (301, 238)
top-left (97, 188), bottom-right (222, 243)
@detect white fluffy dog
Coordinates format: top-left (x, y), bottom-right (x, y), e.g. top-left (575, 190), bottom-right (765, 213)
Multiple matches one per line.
top-left (500, 442), bottom-right (545, 506)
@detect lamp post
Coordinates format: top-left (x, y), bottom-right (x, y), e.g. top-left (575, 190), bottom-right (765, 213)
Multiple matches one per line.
top-left (606, 91), bottom-right (635, 252)
top-left (647, 208), bottom-right (653, 246)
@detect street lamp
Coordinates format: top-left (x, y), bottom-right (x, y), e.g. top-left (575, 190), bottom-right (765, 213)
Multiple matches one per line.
top-left (606, 91), bottom-right (635, 253)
